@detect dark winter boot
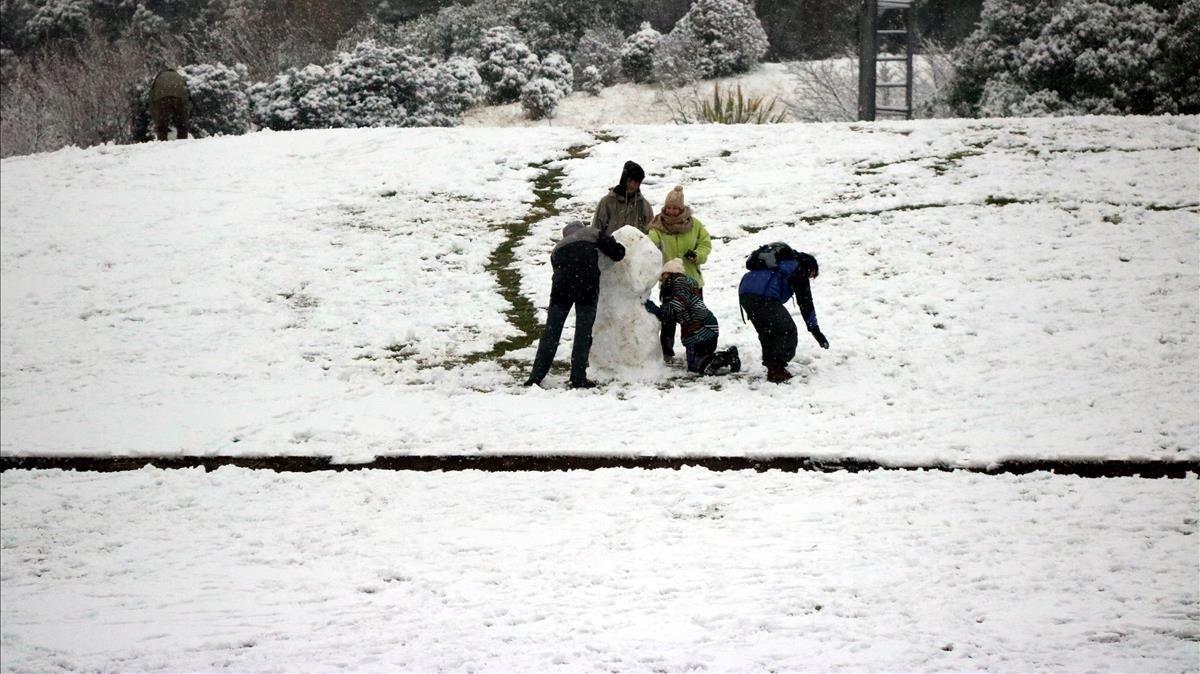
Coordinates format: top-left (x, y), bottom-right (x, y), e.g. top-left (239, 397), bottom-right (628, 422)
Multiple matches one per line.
top-left (765, 363), bottom-right (793, 383)
top-left (701, 353), bottom-right (723, 376)
top-left (728, 346), bottom-right (741, 373)
top-left (568, 378), bottom-right (599, 389)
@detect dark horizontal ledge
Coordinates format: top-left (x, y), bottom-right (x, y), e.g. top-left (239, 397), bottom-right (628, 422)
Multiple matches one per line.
top-left (1, 455), bottom-right (1196, 479)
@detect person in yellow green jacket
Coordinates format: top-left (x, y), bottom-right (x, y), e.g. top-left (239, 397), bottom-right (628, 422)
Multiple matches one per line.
top-left (648, 185), bottom-right (712, 363)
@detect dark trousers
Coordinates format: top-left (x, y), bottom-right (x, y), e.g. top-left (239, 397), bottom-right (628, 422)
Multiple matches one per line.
top-left (151, 96), bottom-right (190, 141)
top-left (528, 300), bottom-right (597, 385)
top-left (739, 294), bottom-right (797, 367)
top-left (660, 286), bottom-right (702, 357)
top-left (685, 335), bottom-right (718, 373)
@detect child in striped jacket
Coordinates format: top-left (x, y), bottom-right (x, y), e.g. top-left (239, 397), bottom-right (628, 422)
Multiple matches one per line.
top-left (643, 259), bottom-right (740, 375)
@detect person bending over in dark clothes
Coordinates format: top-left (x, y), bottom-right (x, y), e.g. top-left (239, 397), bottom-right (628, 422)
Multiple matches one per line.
top-left (738, 248), bottom-right (829, 383)
top-left (524, 221), bottom-right (625, 389)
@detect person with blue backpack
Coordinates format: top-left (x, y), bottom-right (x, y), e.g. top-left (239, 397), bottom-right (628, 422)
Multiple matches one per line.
top-left (738, 243), bottom-right (829, 383)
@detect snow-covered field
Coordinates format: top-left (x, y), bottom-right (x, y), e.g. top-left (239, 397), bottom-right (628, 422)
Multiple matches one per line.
top-left (2, 114), bottom-right (1198, 671)
top-left (2, 467), bottom-right (1197, 672)
top-left (2, 116), bottom-right (1197, 463)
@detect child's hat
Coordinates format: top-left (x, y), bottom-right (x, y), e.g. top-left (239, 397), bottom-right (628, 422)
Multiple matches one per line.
top-left (664, 185), bottom-right (686, 209)
top-left (661, 258), bottom-right (686, 275)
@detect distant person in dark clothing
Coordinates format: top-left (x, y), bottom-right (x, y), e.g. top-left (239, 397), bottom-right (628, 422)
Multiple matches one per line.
top-left (525, 221), bottom-right (626, 389)
top-left (738, 247), bottom-right (829, 383)
top-left (592, 160), bottom-right (653, 234)
top-left (149, 69), bottom-right (191, 141)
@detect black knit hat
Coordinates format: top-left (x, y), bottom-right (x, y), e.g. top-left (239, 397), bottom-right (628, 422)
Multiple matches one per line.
top-left (619, 160), bottom-right (645, 185)
top-left (796, 252), bottom-right (819, 278)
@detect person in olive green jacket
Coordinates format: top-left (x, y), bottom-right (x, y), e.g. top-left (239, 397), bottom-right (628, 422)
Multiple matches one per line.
top-left (148, 69), bottom-right (191, 141)
top-left (592, 160), bottom-right (653, 234)
top-left (648, 185), bottom-right (712, 362)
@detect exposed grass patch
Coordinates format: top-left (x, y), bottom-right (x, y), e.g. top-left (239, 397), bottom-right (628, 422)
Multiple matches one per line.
top-left (984, 195), bottom-right (1027, 206)
top-left (464, 151), bottom-right (585, 370)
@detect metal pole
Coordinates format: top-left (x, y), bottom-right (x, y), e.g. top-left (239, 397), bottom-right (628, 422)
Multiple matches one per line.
top-left (858, 0), bottom-right (878, 121)
top-left (904, 5), bottom-right (916, 119)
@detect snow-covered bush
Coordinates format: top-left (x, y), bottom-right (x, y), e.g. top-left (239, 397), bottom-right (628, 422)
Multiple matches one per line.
top-left (250, 64), bottom-right (343, 130)
top-left (946, 0), bottom-right (1057, 115)
top-left (578, 64), bottom-right (604, 96)
top-left (520, 76), bottom-right (561, 120)
top-left (331, 40), bottom-right (443, 127)
top-left (652, 29), bottom-right (703, 87)
top-left (433, 55), bottom-right (486, 112)
top-left (572, 25), bottom-right (623, 88)
top-left (948, 0), bottom-right (1180, 117)
top-left (620, 22), bottom-right (661, 83)
top-left (538, 52), bottom-right (573, 96)
top-left (129, 4), bottom-right (169, 37)
top-left (19, 0), bottom-right (92, 45)
top-left (475, 25), bottom-right (540, 104)
top-left (250, 40), bottom-right (476, 130)
top-left (179, 62), bottom-right (251, 137)
top-left (1154, 0), bottom-right (1200, 114)
top-left (1014, 0), bottom-right (1165, 115)
top-left (400, 2), bottom-right (511, 59)
top-left (668, 0), bottom-right (769, 79)
top-left (512, 0), bottom-right (605, 58)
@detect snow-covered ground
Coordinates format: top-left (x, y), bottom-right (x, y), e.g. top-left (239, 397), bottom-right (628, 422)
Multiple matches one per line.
top-left (1, 467), bottom-right (1197, 672)
top-left (2, 115), bottom-right (1196, 463)
top-left (2, 114), bottom-right (1198, 672)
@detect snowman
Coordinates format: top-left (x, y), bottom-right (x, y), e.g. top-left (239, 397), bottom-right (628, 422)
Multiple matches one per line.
top-left (588, 226), bottom-right (668, 380)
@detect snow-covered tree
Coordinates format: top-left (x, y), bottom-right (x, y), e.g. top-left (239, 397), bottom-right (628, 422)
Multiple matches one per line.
top-left (250, 64), bottom-right (342, 130)
top-left (510, 0), bottom-right (610, 58)
top-left (620, 22), bottom-right (661, 83)
top-left (652, 29), bottom-right (703, 87)
top-left (1014, 0), bottom-right (1165, 115)
top-left (250, 40), bottom-right (474, 130)
top-left (20, 0), bottom-right (92, 45)
top-left (668, 0), bottom-right (769, 79)
top-left (948, 0), bottom-right (1176, 117)
top-left (180, 61), bottom-right (251, 137)
top-left (578, 64), bottom-right (604, 96)
top-left (1154, 0), bottom-right (1200, 114)
top-left (129, 4), bottom-right (169, 37)
top-left (402, 1), bottom-right (511, 58)
top-left (475, 25), bottom-right (540, 104)
top-left (520, 76), bottom-right (561, 119)
top-left (572, 25), bottom-right (623, 88)
top-left (538, 51), bottom-right (573, 96)
top-left (330, 40), bottom-right (437, 127)
top-left (432, 55), bottom-right (486, 113)
top-left (946, 0), bottom-right (1056, 115)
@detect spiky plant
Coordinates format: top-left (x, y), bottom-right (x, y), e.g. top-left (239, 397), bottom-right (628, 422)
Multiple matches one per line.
top-left (693, 83), bottom-right (787, 124)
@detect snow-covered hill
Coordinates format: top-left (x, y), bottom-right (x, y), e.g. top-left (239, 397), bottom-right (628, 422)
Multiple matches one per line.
top-left (1, 116), bottom-right (1197, 463)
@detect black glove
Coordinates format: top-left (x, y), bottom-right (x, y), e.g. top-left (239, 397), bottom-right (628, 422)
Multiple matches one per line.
top-left (684, 250), bottom-right (698, 261)
top-left (644, 299), bottom-right (662, 318)
top-left (811, 329), bottom-right (829, 349)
